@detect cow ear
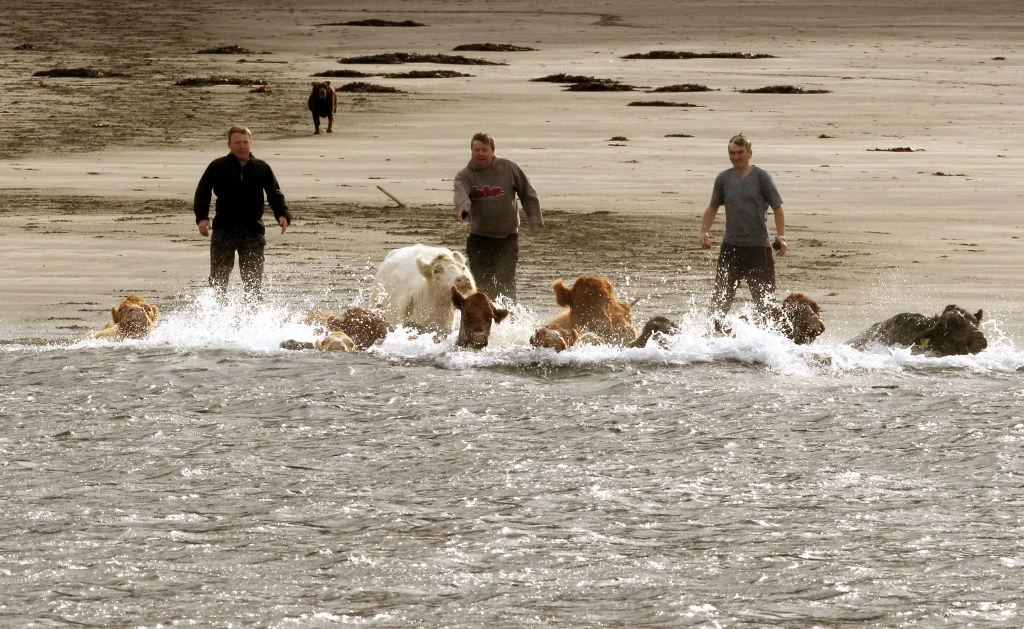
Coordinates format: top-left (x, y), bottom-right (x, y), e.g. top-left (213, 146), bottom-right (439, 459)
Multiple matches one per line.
top-left (974, 309), bottom-right (983, 322)
top-left (311, 82), bottom-right (317, 86)
top-left (416, 256), bottom-right (432, 279)
top-left (453, 251), bottom-right (466, 263)
top-left (493, 308), bottom-right (510, 324)
top-left (451, 286), bottom-right (465, 309)
top-left (553, 280), bottom-right (572, 307)
top-left (324, 80), bottom-right (331, 86)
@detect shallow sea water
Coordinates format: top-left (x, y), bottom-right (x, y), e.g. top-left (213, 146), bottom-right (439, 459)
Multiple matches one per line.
top-left (2, 293), bottom-right (1022, 627)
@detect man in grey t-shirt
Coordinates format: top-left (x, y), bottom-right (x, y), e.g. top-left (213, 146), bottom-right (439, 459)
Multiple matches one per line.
top-left (454, 132), bottom-right (543, 302)
top-left (699, 134), bottom-right (787, 324)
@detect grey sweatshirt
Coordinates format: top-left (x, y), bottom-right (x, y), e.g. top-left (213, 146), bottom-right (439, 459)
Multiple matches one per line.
top-left (454, 156), bottom-right (543, 238)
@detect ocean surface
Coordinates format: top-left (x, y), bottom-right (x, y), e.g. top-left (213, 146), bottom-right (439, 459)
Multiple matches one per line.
top-left (2, 292), bottom-right (1022, 627)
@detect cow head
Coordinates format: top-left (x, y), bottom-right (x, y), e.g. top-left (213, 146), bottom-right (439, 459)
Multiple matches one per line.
top-left (417, 251), bottom-right (476, 296)
top-left (552, 275), bottom-right (636, 345)
top-left (530, 326), bottom-right (579, 352)
top-left (326, 306), bottom-right (393, 350)
top-left (781, 292), bottom-right (825, 344)
top-left (452, 287), bottom-right (509, 349)
top-left (914, 305), bottom-right (986, 356)
top-left (111, 294), bottom-right (159, 339)
top-left (315, 331), bottom-right (356, 352)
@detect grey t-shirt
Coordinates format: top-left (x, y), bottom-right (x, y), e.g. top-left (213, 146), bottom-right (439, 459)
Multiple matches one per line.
top-left (709, 166), bottom-right (783, 247)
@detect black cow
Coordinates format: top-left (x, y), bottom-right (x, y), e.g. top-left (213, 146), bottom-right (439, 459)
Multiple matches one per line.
top-left (307, 81), bottom-right (337, 134)
top-left (848, 304), bottom-right (987, 356)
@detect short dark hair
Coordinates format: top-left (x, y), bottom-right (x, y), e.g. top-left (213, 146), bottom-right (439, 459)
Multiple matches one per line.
top-left (228, 125), bottom-right (253, 141)
top-left (471, 132), bottom-right (495, 150)
top-left (729, 133), bottom-right (751, 151)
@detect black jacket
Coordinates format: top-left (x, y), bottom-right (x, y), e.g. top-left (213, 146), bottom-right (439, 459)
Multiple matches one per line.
top-left (194, 153), bottom-right (291, 235)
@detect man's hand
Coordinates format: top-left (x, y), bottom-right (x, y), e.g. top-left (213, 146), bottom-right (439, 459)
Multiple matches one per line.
top-left (699, 232), bottom-right (711, 249)
top-left (198, 219), bottom-right (210, 237)
top-left (279, 216), bottom-right (289, 234)
top-left (456, 209), bottom-right (469, 222)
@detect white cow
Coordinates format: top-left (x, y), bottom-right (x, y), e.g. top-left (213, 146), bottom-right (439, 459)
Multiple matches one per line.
top-left (372, 244), bottom-right (477, 333)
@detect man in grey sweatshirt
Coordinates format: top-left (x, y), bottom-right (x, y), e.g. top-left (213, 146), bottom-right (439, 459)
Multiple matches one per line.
top-left (454, 132), bottom-right (543, 302)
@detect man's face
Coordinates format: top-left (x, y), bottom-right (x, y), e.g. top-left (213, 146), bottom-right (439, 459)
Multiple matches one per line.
top-left (728, 142), bottom-right (752, 170)
top-left (228, 132), bottom-right (252, 161)
top-left (471, 140), bottom-right (494, 168)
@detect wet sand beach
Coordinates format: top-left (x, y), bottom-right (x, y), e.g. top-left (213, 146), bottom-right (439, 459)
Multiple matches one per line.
top-left (1, 0), bottom-right (1021, 341)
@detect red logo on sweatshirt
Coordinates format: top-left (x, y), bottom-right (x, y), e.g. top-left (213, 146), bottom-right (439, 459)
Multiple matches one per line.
top-left (470, 185), bottom-right (505, 200)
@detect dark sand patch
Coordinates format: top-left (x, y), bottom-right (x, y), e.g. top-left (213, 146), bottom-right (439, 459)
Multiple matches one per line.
top-left (665, 133), bottom-right (694, 137)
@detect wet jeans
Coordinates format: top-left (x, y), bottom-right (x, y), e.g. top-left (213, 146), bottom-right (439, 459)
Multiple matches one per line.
top-left (466, 233), bottom-right (519, 302)
top-left (711, 244), bottom-right (776, 318)
top-left (209, 230), bottom-right (266, 301)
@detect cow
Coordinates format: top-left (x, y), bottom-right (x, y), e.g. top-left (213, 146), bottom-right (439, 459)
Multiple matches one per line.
top-left (530, 275), bottom-right (637, 351)
top-left (451, 286), bottom-right (509, 349)
top-left (372, 244), bottom-right (477, 334)
top-left (307, 81), bottom-right (337, 134)
top-left (294, 305), bottom-right (394, 351)
top-left (88, 294), bottom-right (159, 340)
top-left (848, 304), bottom-right (986, 356)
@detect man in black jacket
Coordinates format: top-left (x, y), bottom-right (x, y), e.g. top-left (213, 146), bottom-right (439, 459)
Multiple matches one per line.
top-left (194, 126), bottom-right (291, 302)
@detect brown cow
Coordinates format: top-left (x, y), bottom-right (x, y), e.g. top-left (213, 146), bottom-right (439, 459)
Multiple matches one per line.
top-left (88, 294), bottom-right (159, 340)
top-left (308, 81), bottom-right (337, 134)
top-left (531, 275), bottom-right (637, 351)
top-left (286, 306), bottom-right (393, 351)
top-left (451, 287), bottom-right (509, 349)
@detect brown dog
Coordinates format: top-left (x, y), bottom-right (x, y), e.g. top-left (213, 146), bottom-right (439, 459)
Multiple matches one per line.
top-left (307, 81), bottom-right (337, 134)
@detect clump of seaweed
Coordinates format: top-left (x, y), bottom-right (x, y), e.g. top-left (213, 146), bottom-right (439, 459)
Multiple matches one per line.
top-left (382, 70), bottom-right (473, 78)
top-left (566, 79), bottom-right (635, 91)
top-left (868, 147), bottom-right (923, 152)
top-left (531, 74), bottom-right (599, 83)
top-left (650, 83), bottom-right (713, 92)
top-left (322, 19), bottom-right (424, 27)
top-left (338, 52), bottom-right (502, 65)
top-left (175, 76), bottom-right (268, 87)
top-left (453, 43), bottom-right (535, 52)
top-left (33, 68), bottom-right (128, 78)
top-left (738, 85), bottom-right (830, 94)
top-left (628, 101), bottom-right (699, 107)
top-left (197, 45), bottom-right (257, 54)
top-left (623, 51), bottom-right (775, 60)
top-left (313, 69), bottom-right (373, 78)
top-left (337, 82), bottom-right (403, 93)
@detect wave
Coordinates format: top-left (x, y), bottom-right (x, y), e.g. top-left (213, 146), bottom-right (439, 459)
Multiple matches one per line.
top-left (6, 290), bottom-right (1023, 375)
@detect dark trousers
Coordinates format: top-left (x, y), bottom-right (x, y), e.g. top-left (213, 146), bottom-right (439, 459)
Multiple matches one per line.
top-left (466, 233), bottom-right (519, 302)
top-left (711, 244), bottom-right (776, 318)
top-left (209, 230), bottom-right (266, 301)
